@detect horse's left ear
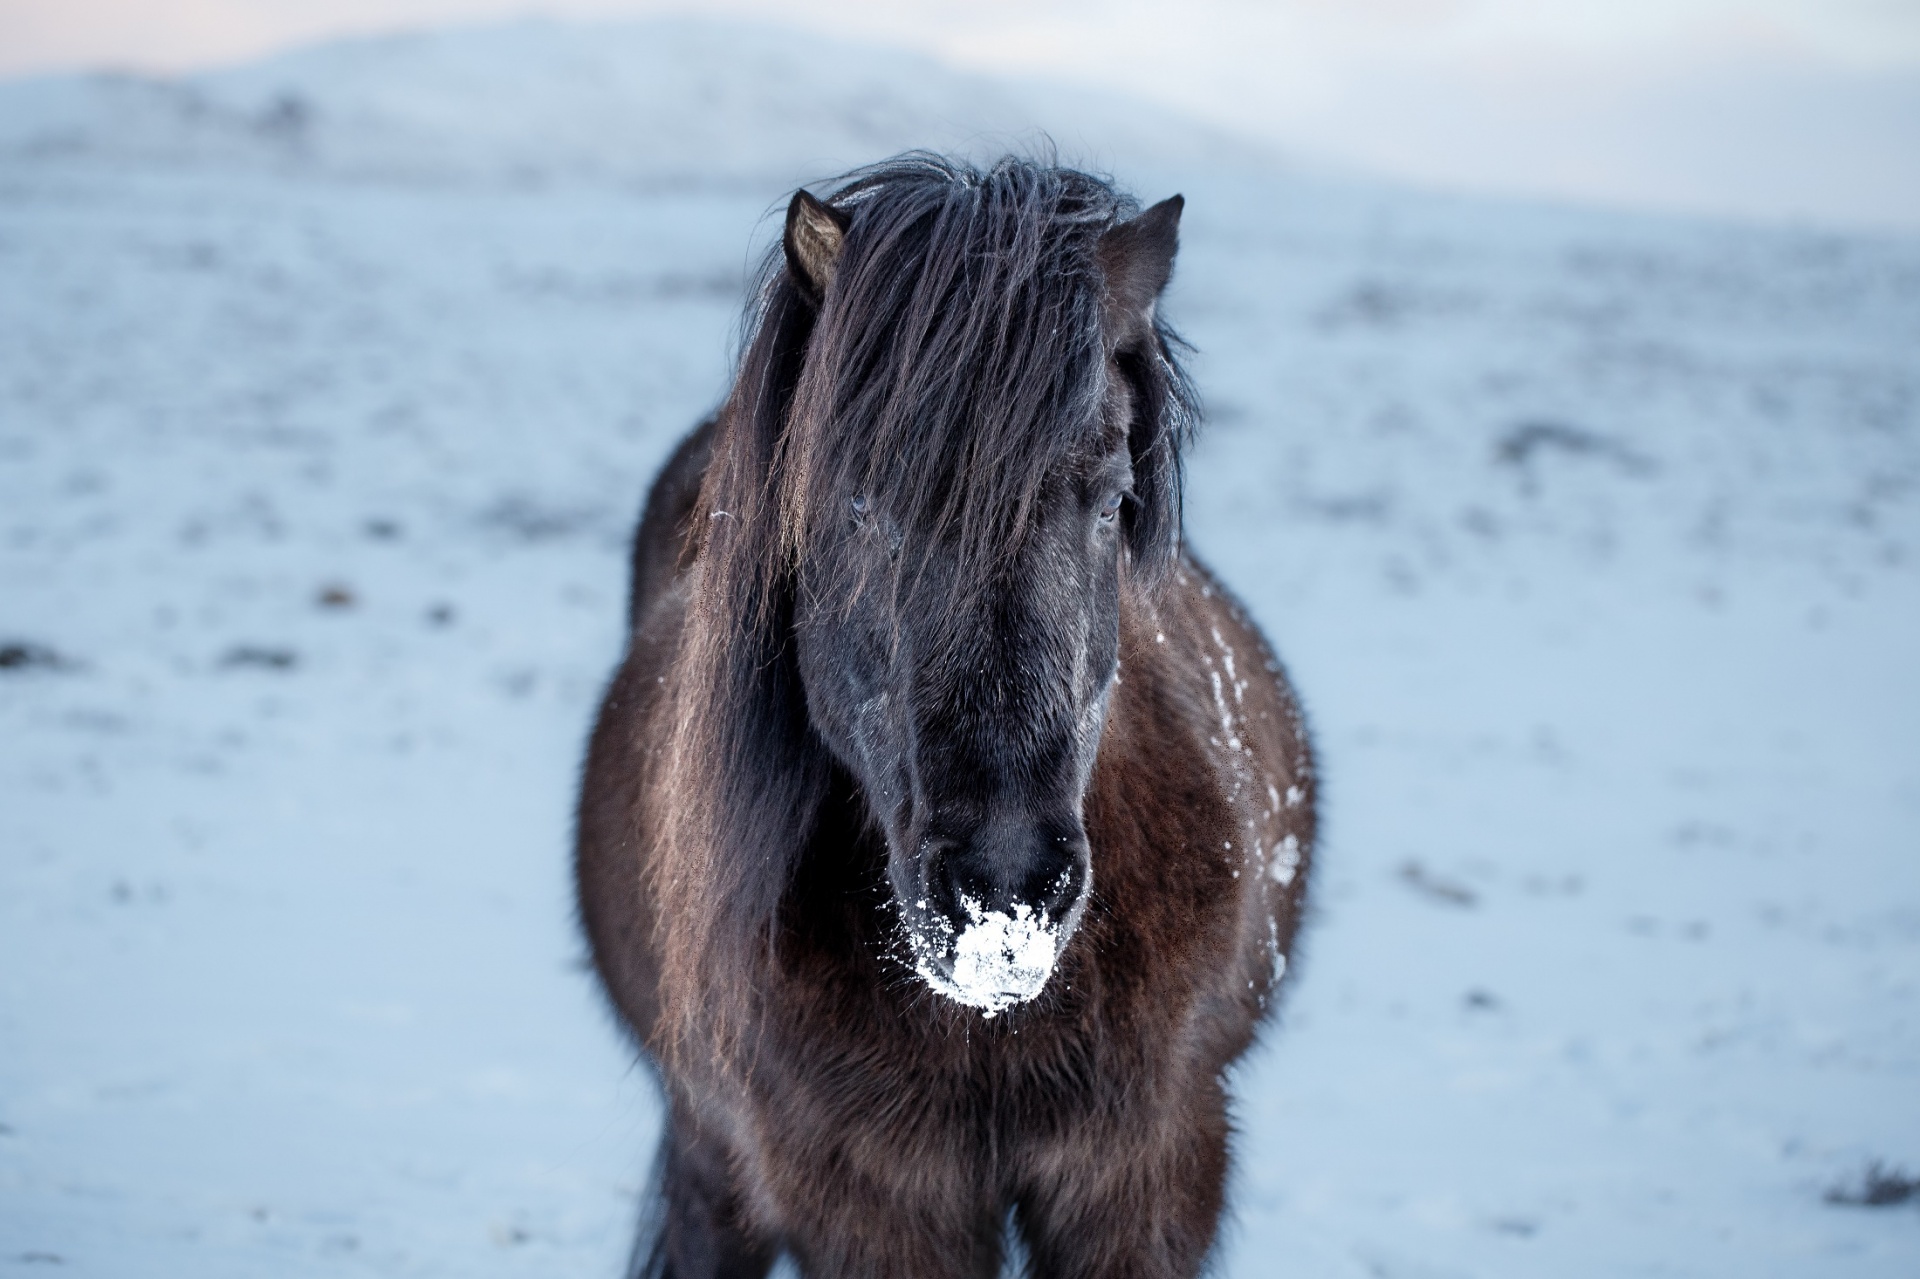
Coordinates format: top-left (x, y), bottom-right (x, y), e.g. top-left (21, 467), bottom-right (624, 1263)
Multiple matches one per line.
top-left (784, 190), bottom-right (853, 308)
top-left (1099, 197), bottom-right (1189, 578)
top-left (1096, 195), bottom-right (1183, 347)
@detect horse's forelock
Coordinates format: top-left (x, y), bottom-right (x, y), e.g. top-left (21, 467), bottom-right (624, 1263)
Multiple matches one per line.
top-left (776, 156), bottom-right (1152, 594)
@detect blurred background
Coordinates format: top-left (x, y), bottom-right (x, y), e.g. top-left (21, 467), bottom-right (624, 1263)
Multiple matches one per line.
top-left (1, 2), bottom-right (1916, 1276)
top-left (4, 0), bottom-right (1920, 228)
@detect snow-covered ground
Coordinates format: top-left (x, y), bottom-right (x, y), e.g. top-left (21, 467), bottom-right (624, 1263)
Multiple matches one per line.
top-left (2, 19), bottom-right (1916, 1278)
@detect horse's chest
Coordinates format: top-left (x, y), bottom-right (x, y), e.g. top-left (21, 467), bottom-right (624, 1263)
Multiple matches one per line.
top-left (752, 1011), bottom-right (1140, 1169)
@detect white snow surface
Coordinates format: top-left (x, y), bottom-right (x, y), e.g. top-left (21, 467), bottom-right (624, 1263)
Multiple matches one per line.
top-left (3, 17), bottom-right (1919, 1279)
top-left (0, 17), bottom-right (1270, 188)
top-left (915, 899), bottom-right (1061, 1018)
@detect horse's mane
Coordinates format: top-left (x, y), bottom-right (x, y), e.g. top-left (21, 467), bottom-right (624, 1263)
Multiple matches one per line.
top-left (647, 154), bottom-right (1198, 1067)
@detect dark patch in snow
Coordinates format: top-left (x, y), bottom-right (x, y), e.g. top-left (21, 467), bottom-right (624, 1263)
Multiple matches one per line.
top-left (1495, 420), bottom-right (1656, 484)
top-left (110, 880), bottom-right (168, 906)
top-left (1458, 506), bottom-right (1501, 539)
top-left (1204, 400), bottom-right (1250, 429)
top-left (1463, 988), bottom-right (1501, 1010)
top-left (0, 641), bottom-right (72, 672)
top-left (1399, 861), bottom-right (1477, 908)
top-left (479, 494), bottom-right (605, 542)
top-left (503, 267), bottom-right (740, 305)
top-left (1825, 1160), bottom-right (1920, 1208)
top-left (315, 582), bottom-right (356, 609)
top-left (1670, 819), bottom-right (1738, 848)
top-left (1297, 490), bottom-right (1394, 524)
top-left (178, 493), bottom-right (285, 546)
top-left (362, 517), bottom-right (403, 540)
top-left (257, 94), bottom-right (313, 144)
top-left (1316, 280), bottom-right (1472, 330)
top-left (218, 645), bottom-right (297, 671)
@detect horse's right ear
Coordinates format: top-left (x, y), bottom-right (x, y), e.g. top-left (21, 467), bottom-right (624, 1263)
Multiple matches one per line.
top-left (784, 190), bottom-right (852, 307)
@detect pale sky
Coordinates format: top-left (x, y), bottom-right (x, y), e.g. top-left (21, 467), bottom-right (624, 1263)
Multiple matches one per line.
top-left (6, 0), bottom-right (1917, 78)
top-left (4, 0), bottom-right (1918, 227)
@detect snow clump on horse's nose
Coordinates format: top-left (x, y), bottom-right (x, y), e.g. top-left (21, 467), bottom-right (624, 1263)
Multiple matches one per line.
top-left (915, 897), bottom-right (1060, 1017)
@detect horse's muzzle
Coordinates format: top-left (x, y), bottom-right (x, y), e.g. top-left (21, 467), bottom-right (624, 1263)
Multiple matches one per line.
top-left (902, 819), bottom-right (1091, 1016)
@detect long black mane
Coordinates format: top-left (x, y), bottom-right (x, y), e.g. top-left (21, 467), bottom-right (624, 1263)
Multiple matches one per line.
top-left (650, 154), bottom-right (1199, 1062)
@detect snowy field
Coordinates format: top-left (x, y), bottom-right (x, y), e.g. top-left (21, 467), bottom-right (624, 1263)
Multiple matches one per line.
top-left (2, 19), bottom-right (1918, 1278)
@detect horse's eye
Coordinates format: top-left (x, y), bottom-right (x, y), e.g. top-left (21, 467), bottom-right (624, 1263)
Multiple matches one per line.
top-left (851, 495), bottom-right (870, 518)
top-left (1097, 491), bottom-right (1125, 522)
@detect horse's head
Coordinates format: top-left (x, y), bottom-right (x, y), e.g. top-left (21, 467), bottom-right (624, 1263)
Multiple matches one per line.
top-left (775, 166), bottom-right (1187, 1015)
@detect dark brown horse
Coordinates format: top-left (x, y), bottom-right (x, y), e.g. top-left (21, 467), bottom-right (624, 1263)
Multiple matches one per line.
top-left (576, 154), bottom-right (1314, 1279)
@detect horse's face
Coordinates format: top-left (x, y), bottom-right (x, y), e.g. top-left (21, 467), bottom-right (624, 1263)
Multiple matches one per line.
top-left (794, 420), bottom-right (1135, 1016)
top-left (780, 186), bottom-right (1182, 1016)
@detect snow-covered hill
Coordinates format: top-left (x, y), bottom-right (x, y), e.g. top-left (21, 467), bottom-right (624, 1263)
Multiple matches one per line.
top-left (2, 18), bottom-right (1917, 1279)
top-left (0, 17), bottom-right (1270, 186)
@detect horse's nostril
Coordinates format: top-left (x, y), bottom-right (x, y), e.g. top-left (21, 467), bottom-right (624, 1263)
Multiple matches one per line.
top-left (928, 826), bottom-right (1087, 929)
top-left (918, 837), bottom-right (967, 924)
top-left (940, 850), bottom-right (1021, 922)
top-left (1030, 852), bottom-right (1087, 918)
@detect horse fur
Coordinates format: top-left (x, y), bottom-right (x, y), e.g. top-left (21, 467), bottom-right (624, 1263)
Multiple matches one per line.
top-left (576, 153), bottom-right (1315, 1279)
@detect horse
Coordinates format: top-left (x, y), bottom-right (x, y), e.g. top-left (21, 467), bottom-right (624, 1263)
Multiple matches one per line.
top-left (575, 153), bottom-right (1315, 1279)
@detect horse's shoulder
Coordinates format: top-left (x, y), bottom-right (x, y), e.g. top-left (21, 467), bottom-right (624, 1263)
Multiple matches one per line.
top-left (628, 417), bottom-right (719, 630)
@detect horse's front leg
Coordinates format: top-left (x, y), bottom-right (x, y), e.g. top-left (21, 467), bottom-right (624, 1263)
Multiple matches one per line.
top-left (637, 1105), bottom-right (779, 1279)
top-left (1012, 1083), bottom-right (1232, 1279)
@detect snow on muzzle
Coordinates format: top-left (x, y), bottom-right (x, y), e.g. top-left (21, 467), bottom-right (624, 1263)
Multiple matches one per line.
top-left (901, 827), bottom-right (1090, 1017)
